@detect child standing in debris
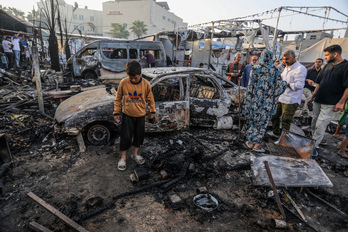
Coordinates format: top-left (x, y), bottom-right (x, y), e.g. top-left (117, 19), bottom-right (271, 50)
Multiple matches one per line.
top-left (113, 60), bottom-right (156, 171)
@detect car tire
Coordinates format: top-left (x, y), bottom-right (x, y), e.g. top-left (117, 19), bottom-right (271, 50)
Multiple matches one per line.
top-left (83, 70), bottom-right (97, 79)
top-left (86, 124), bottom-right (111, 145)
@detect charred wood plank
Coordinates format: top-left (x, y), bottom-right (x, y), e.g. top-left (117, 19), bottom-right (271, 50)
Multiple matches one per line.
top-left (210, 192), bottom-right (236, 211)
top-left (307, 190), bottom-right (348, 219)
top-left (37, 111), bottom-right (54, 121)
top-left (79, 179), bottom-right (172, 220)
top-left (27, 192), bottom-right (89, 232)
top-left (29, 221), bottom-right (54, 232)
top-left (113, 179), bottom-right (171, 200)
top-left (0, 69), bottom-right (21, 85)
top-left (0, 162), bottom-right (11, 178)
top-left (183, 131), bottom-right (213, 151)
top-left (201, 148), bottom-right (229, 162)
top-left (160, 162), bottom-right (190, 192)
top-left (78, 201), bottom-right (115, 221)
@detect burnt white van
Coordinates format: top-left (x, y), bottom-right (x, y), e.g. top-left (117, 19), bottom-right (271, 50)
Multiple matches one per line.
top-left (67, 40), bottom-right (166, 81)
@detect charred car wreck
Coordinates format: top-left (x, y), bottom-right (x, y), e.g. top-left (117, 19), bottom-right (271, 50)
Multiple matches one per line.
top-left (54, 67), bottom-right (246, 149)
top-left (67, 40), bottom-right (166, 81)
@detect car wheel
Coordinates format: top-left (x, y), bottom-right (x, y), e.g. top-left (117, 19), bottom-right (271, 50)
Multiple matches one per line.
top-left (83, 70), bottom-right (97, 79)
top-left (86, 124), bottom-right (111, 145)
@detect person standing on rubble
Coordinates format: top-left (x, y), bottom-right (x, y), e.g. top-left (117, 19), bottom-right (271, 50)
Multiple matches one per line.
top-left (308, 45), bottom-right (348, 152)
top-left (241, 56), bottom-right (258, 87)
top-left (113, 60), bottom-right (156, 171)
top-left (226, 53), bottom-right (243, 85)
top-left (302, 58), bottom-right (323, 113)
top-left (242, 50), bottom-right (287, 152)
top-left (2, 36), bottom-right (14, 70)
top-left (12, 34), bottom-right (21, 68)
top-left (269, 50), bottom-right (307, 139)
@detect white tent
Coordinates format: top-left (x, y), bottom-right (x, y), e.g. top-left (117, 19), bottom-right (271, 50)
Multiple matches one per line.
top-left (299, 38), bottom-right (348, 63)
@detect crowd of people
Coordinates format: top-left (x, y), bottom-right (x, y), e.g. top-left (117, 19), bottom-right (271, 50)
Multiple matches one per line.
top-left (0, 34), bottom-right (30, 70)
top-left (236, 44), bottom-right (348, 159)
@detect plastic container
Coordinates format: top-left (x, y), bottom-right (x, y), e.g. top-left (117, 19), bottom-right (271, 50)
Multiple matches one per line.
top-left (214, 116), bottom-right (233, 129)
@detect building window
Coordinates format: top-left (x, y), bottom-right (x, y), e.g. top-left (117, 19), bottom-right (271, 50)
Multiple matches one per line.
top-left (80, 26), bottom-right (84, 31)
top-left (123, 23), bottom-right (127, 28)
top-left (79, 15), bottom-right (84, 20)
top-left (310, 35), bottom-right (317, 40)
top-left (73, 14), bottom-right (77, 20)
top-left (74, 25), bottom-right (78, 30)
top-left (90, 16), bottom-right (94, 21)
top-left (163, 16), bottom-right (166, 20)
top-left (167, 18), bottom-right (170, 22)
top-left (172, 20), bottom-right (175, 24)
top-left (90, 26), bottom-right (95, 32)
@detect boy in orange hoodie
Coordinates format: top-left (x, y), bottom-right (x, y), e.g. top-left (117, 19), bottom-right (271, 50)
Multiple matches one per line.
top-left (113, 60), bottom-right (156, 171)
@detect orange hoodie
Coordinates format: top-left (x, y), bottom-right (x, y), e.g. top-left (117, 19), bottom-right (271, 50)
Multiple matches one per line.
top-left (113, 77), bottom-right (156, 117)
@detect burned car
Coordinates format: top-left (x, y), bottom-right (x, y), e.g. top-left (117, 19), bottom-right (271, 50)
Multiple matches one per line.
top-left (54, 67), bottom-right (246, 146)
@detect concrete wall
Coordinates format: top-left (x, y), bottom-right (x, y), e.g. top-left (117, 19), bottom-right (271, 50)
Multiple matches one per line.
top-left (102, 0), bottom-right (187, 39)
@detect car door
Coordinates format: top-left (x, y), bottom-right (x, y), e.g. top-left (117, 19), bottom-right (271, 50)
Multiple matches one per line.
top-left (145, 75), bottom-right (190, 132)
top-left (188, 73), bottom-right (232, 127)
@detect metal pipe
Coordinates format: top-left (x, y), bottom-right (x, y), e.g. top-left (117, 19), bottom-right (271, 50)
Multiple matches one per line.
top-left (297, 32), bottom-right (304, 62)
top-left (264, 161), bottom-right (286, 220)
top-left (272, 7), bottom-right (282, 54)
top-left (208, 22), bottom-right (214, 69)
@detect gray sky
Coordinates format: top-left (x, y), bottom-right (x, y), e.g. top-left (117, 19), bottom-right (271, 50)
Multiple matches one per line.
top-left (2, 0), bottom-right (348, 35)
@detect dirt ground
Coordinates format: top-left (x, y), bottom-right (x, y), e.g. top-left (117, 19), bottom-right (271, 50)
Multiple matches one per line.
top-left (1, 120), bottom-right (348, 232)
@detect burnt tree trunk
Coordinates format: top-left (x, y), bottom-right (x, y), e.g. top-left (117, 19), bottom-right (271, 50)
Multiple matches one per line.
top-left (48, 0), bottom-right (60, 71)
top-left (48, 31), bottom-right (60, 71)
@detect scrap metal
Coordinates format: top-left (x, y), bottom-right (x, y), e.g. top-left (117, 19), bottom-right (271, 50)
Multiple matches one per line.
top-left (276, 130), bottom-right (315, 159)
top-left (264, 161), bottom-right (286, 220)
top-left (251, 155), bottom-right (333, 187)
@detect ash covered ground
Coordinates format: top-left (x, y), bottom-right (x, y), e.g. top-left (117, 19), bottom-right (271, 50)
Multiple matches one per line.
top-left (1, 73), bottom-right (348, 232)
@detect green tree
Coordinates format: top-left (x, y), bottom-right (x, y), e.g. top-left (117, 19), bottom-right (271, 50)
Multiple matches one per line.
top-left (26, 9), bottom-right (41, 22)
top-left (111, 24), bottom-right (129, 39)
top-left (2, 6), bottom-right (26, 19)
top-left (130, 20), bottom-right (148, 38)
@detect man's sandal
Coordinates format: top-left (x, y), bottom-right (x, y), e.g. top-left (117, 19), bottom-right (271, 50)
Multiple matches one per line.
top-left (118, 160), bottom-right (126, 171)
top-left (131, 154), bottom-right (145, 165)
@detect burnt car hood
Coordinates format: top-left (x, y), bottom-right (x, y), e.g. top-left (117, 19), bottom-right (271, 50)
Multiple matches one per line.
top-left (54, 88), bottom-right (114, 124)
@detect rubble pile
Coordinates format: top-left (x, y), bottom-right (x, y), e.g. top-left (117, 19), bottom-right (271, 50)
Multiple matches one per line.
top-left (0, 70), bottom-right (348, 232)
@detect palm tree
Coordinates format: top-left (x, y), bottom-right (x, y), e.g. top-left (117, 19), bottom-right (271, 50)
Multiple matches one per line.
top-left (111, 24), bottom-right (130, 39)
top-left (130, 20), bottom-right (148, 39)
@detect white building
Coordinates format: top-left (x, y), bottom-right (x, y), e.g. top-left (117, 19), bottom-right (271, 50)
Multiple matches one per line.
top-left (102, 0), bottom-right (187, 39)
top-left (37, 0), bottom-right (103, 36)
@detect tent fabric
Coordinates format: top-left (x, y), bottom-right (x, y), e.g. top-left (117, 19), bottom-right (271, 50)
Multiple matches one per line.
top-left (299, 38), bottom-right (348, 63)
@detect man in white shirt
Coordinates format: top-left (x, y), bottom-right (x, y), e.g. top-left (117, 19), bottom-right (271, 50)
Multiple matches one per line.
top-left (269, 50), bottom-right (307, 137)
top-left (12, 34), bottom-right (21, 68)
top-left (2, 36), bottom-right (13, 69)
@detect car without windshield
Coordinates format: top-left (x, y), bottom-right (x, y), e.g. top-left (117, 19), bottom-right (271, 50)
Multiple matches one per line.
top-left (54, 67), bottom-right (246, 146)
